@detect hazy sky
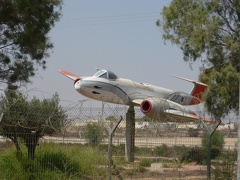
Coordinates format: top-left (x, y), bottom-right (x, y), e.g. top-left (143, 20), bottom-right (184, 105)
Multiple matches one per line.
top-left (26, 0), bottom-right (204, 105)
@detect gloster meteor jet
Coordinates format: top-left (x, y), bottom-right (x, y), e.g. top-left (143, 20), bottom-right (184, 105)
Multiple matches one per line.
top-left (58, 69), bottom-right (214, 123)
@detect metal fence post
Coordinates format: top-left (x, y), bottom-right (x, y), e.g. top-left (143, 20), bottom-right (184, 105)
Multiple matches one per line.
top-left (107, 116), bottom-right (123, 180)
top-left (203, 119), bottom-right (221, 180)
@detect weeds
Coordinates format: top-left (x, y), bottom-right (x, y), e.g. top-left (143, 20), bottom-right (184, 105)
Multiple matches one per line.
top-left (0, 142), bottom-right (107, 179)
top-left (0, 142), bottom-right (237, 179)
top-left (139, 158), bottom-right (151, 167)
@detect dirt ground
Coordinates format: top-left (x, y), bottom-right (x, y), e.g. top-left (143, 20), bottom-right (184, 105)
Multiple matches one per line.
top-left (114, 161), bottom-right (207, 180)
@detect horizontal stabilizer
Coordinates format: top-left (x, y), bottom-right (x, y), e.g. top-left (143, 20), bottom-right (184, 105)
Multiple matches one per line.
top-left (131, 99), bottom-right (142, 106)
top-left (173, 75), bottom-right (207, 86)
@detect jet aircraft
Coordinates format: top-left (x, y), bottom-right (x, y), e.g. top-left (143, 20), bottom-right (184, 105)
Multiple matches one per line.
top-left (58, 69), bottom-right (214, 123)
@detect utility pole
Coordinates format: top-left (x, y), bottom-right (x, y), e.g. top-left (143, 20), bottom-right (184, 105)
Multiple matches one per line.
top-left (237, 76), bottom-right (240, 179)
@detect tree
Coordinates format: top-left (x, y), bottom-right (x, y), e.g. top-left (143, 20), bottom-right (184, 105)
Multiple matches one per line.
top-left (0, 0), bottom-right (62, 89)
top-left (0, 91), bottom-right (67, 160)
top-left (157, 0), bottom-right (239, 119)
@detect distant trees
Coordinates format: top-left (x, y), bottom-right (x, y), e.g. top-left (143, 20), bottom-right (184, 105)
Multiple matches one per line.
top-left (0, 0), bottom-right (62, 89)
top-left (0, 91), bottom-right (67, 160)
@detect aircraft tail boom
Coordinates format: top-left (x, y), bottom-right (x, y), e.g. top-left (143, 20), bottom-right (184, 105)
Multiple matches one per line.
top-left (173, 75), bottom-right (208, 105)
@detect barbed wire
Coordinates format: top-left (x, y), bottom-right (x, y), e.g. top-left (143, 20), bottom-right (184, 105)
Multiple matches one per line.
top-left (0, 89), bottom-right (237, 136)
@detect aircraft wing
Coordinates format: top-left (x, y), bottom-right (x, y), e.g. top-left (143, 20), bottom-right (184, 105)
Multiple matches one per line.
top-left (131, 99), bottom-right (143, 106)
top-left (58, 70), bottom-right (80, 81)
top-left (164, 109), bottom-right (215, 123)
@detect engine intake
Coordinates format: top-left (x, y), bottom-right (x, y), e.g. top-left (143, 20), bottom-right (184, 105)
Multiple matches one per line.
top-left (140, 100), bottom-right (152, 113)
top-left (74, 78), bottom-right (81, 85)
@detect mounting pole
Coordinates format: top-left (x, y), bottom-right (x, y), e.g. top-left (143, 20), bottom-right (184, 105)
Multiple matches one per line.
top-left (125, 105), bottom-right (135, 162)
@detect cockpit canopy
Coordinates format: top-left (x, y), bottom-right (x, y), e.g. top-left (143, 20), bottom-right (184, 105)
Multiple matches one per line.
top-left (93, 69), bottom-right (118, 80)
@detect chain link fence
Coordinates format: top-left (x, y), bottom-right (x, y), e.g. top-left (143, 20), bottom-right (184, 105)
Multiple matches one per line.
top-left (0, 93), bottom-right (238, 179)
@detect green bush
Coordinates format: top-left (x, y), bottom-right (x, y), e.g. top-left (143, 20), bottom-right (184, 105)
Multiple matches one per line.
top-left (213, 152), bottom-right (237, 180)
top-left (202, 130), bottom-right (225, 150)
top-left (84, 123), bottom-right (103, 145)
top-left (181, 147), bottom-right (207, 164)
top-left (154, 144), bottom-right (169, 157)
top-left (154, 145), bottom-right (189, 159)
top-left (202, 130), bottom-right (224, 159)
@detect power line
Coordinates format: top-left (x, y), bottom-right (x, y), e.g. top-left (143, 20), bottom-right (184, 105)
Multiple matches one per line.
top-left (56, 12), bottom-right (160, 28)
top-left (62, 12), bottom-right (160, 21)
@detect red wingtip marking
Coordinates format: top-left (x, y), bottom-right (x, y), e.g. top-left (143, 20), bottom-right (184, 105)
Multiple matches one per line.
top-left (58, 70), bottom-right (79, 77)
top-left (58, 70), bottom-right (80, 80)
top-left (191, 114), bottom-right (215, 123)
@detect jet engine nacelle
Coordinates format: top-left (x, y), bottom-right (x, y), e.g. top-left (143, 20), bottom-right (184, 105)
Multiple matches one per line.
top-left (140, 98), bottom-right (194, 122)
top-left (140, 98), bottom-right (170, 121)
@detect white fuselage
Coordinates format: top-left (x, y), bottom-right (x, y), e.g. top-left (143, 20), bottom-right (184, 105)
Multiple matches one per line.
top-left (74, 76), bottom-right (174, 106)
top-left (58, 69), bottom-right (214, 123)
top-left (75, 77), bottom-right (198, 122)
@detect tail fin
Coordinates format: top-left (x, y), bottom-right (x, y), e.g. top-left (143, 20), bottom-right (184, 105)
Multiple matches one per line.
top-left (173, 75), bottom-right (208, 105)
